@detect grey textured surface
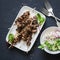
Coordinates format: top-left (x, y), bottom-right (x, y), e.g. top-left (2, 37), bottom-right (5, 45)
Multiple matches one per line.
top-left (0, 0), bottom-right (60, 60)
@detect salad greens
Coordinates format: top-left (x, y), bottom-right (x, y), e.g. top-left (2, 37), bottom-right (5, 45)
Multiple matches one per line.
top-left (8, 34), bottom-right (14, 43)
top-left (36, 13), bottom-right (45, 25)
top-left (38, 38), bottom-right (60, 51)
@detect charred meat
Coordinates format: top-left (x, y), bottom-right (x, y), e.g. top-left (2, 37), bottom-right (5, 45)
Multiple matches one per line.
top-left (11, 11), bottom-right (39, 46)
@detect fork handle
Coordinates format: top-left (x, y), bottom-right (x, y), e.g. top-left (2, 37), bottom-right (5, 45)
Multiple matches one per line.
top-left (54, 16), bottom-right (60, 21)
top-left (52, 15), bottom-right (60, 21)
top-left (52, 14), bottom-right (60, 27)
top-left (50, 12), bottom-right (60, 21)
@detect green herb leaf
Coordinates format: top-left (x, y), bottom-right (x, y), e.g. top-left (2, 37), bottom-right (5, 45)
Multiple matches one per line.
top-left (36, 13), bottom-right (44, 25)
top-left (8, 34), bottom-right (14, 43)
top-left (38, 45), bottom-right (44, 50)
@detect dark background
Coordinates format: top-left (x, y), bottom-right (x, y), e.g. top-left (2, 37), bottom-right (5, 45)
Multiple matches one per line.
top-left (0, 0), bottom-right (60, 60)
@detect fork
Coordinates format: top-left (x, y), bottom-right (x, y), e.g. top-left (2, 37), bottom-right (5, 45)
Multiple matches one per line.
top-left (41, 0), bottom-right (60, 27)
top-left (45, 0), bottom-right (60, 21)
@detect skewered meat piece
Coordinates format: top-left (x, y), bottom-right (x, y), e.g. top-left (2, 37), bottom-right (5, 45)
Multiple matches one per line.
top-left (26, 25), bottom-right (32, 32)
top-left (27, 34), bottom-right (32, 41)
top-left (21, 31), bottom-right (28, 41)
top-left (13, 34), bottom-right (22, 44)
top-left (22, 36), bottom-right (27, 41)
top-left (16, 16), bottom-right (38, 43)
top-left (32, 29), bottom-right (37, 33)
top-left (24, 11), bottom-right (30, 16)
top-left (15, 11), bottom-right (30, 27)
top-left (26, 40), bottom-right (31, 46)
top-left (32, 20), bottom-right (38, 25)
top-left (25, 19), bottom-right (31, 24)
top-left (16, 27), bottom-right (23, 33)
top-left (15, 21), bottom-right (22, 27)
top-left (17, 11), bottom-right (30, 21)
top-left (12, 11), bottom-right (39, 46)
top-left (31, 24), bottom-right (39, 29)
top-left (22, 11), bottom-right (30, 20)
top-left (13, 38), bottom-right (19, 43)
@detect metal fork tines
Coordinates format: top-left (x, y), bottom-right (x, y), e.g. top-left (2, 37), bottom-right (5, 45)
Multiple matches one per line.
top-left (41, 0), bottom-right (60, 26)
top-left (45, 0), bottom-right (53, 12)
top-left (41, 8), bottom-right (52, 16)
top-left (44, 0), bottom-right (60, 21)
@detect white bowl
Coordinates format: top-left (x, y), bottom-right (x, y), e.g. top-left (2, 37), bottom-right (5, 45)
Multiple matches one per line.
top-left (40, 26), bottom-right (60, 54)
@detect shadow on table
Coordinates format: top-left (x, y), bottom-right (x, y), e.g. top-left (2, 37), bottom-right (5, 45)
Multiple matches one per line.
top-left (43, 52), bottom-right (60, 60)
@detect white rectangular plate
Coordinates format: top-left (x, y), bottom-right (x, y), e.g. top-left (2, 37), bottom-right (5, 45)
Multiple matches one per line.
top-left (6, 6), bottom-right (46, 53)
